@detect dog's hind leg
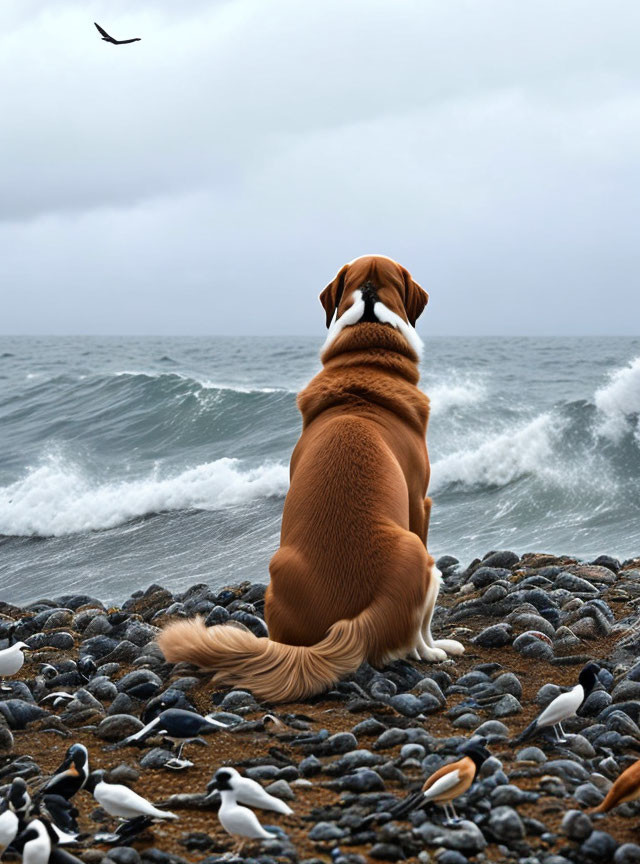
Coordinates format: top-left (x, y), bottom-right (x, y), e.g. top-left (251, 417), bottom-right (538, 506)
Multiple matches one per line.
top-left (421, 566), bottom-right (465, 657)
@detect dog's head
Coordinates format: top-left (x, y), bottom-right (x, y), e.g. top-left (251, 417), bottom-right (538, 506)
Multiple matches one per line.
top-left (319, 255), bottom-right (429, 357)
top-left (320, 255), bottom-right (428, 328)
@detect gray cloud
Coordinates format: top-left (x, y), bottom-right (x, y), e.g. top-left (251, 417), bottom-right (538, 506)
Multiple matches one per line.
top-left (1, 0), bottom-right (639, 334)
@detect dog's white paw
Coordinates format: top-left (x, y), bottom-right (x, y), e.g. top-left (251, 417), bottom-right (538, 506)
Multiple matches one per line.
top-left (418, 644), bottom-right (447, 663)
top-left (410, 648), bottom-right (421, 661)
top-left (433, 639), bottom-right (465, 656)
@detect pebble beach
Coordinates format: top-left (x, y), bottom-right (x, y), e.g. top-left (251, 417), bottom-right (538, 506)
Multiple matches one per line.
top-left (2, 549), bottom-right (640, 864)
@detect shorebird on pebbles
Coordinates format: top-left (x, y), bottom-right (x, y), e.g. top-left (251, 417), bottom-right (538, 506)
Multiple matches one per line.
top-left (389, 737), bottom-right (490, 825)
top-left (41, 744), bottom-right (89, 800)
top-left (206, 766), bottom-right (293, 816)
top-left (0, 642), bottom-right (31, 690)
top-left (119, 707), bottom-right (232, 768)
top-left (84, 770), bottom-right (178, 822)
top-left (208, 768), bottom-right (287, 855)
top-left (0, 778), bottom-right (28, 854)
top-left (513, 662), bottom-right (600, 745)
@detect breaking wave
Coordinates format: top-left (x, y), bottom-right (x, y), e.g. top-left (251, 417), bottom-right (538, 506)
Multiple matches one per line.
top-left (594, 355), bottom-right (640, 444)
top-left (430, 414), bottom-right (559, 490)
top-left (0, 455), bottom-right (289, 537)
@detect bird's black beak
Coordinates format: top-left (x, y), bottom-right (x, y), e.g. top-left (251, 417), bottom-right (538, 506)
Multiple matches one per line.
top-left (206, 778), bottom-right (219, 794)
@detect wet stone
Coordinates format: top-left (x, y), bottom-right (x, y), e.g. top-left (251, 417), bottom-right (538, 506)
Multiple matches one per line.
top-left (615, 845), bottom-right (640, 864)
top-left (561, 809), bottom-right (593, 841)
top-left (493, 694), bottom-right (522, 717)
top-left (308, 821), bottom-right (347, 841)
top-left (487, 805), bottom-right (526, 841)
top-left (580, 830), bottom-right (618, 862)
top-left (472, 624), bottom-right (512, 648)
top-left (96, 714), bottom-right (145, 741)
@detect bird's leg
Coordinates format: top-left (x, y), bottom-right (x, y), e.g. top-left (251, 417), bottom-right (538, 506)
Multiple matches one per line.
top-left (557, 721), bottom-right (573, 741)
top-left (553, 724), bottom-right (568, 744)
top-left (449, 802), bottom-right (460, 824)
top-left (442, 803), bottom-right (452, 825)
top-left (175, 740), bottom-right (189, 760)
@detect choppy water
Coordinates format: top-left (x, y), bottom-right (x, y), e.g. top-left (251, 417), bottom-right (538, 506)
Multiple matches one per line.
top-left (1, 335), bottom-right (639, 605)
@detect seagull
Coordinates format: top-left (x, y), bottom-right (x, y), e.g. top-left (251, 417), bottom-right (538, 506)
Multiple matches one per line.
top-left (119, 708), bottom-right (230, 761)
top-left (40, 744), bottom-right (89, 801)
top-left (206, 766), bottom-right (293, 816)
top-left (0, 642), bottom-right (31, 689)
top-left (513, 663), bottom-right (600, 744)
top-left (592, 758), bottom-right (640, 814)
top-left (388, 737), bottom-right (490, 825)
top-left (84, 771), bottom-right (178, 821)
top-left (94, 22), bottom-right (141, 45)
top-left (208, 768), bottom-right (281, 852)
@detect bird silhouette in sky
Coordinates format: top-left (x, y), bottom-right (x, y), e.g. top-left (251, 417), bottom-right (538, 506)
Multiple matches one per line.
top-left (94, 23), bottom-right (141, 45)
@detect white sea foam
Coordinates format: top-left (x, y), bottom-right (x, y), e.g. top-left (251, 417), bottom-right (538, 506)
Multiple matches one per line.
top-left (430, 414), bottom-right (558, 490)
top-left (0, 456), bottom-right (290, 537)
top-left (427, 379), bottom-right (487, 416)
top-left (594, 355), bottom-right (640, 443)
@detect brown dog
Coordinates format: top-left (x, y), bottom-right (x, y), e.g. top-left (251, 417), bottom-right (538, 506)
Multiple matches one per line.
top-left (158, 255), bottom-right (463, 701)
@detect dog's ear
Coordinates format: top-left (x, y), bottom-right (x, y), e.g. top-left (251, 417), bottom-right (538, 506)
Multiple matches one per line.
top-left (402, 268), bottom-right (429, 326)
top-left (319, 264), bottom-right (349, 328)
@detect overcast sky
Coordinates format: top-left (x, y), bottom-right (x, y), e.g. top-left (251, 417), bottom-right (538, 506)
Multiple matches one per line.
top-left (1, 0), bottom-right (639, 336)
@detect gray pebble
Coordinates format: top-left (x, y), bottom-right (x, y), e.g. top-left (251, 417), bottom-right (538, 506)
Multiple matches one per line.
top-left (561, 809), bottom-right (593, 841)
top-left (264, 778), bottom-right (295, 800)
top-left (96, 713), bottom-right (144, 741)
top-left (580, 829), bottom-right (618, 862)
top-left (493, 694), bottom-right (522, 718)
top-left (308, 821), bottom-right (347, 841)
top-left (574, 782), bottom-right (605, 807)
top-left (487, 805), bottom-right (526, 841)
top-left (615, 845), bottom-right (640, 864)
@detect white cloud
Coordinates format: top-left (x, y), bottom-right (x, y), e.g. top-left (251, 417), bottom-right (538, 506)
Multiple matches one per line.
top-left (1, 0), bottom-right (640, 333)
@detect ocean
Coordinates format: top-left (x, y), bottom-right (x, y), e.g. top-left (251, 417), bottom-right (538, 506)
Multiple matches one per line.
top-left (1, 335), bottom-right (639, 606)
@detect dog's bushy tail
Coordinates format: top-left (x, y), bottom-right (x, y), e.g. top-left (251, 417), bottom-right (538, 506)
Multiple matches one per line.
top-left (157, 614), bottom-right (371, 702)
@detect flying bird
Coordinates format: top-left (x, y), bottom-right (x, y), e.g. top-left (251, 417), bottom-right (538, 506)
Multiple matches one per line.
top-left (206, 766), bottom-right (293, 816)
top-left (84, 771), bottom-right (178, 821)
top-left (513, 663), bottom-right (600, 745)
top-left (94, 22), bottom-right (141, 45)
top-left (208, 768), bottom-right (282, 850)
top-left (592, 758), bottom-right (640, 814)
top-left (388, 737), bottom-right (490, 825)
top-left (40, 744), bottom-right (89, 801)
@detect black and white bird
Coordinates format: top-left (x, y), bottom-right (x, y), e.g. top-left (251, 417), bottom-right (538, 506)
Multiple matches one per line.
top-left (15, 818), bottom-right (50, 864)
top-left (84, 771), bottom-right (178, 821)
top-left (0, 776), bottom-right (32, 853)
top-left (0, 642), bottom-right (30, 689)
top-left (513, 662), bottom-right (600, 744)
top-left (14, 817), bottom-right (82, 864)
top-left (41, 744), bottom-right (89, 800)
top-left (0, 806), bottom-right (18, 855)
top-left (389, 737), bottom-right (490, 824)
top-left (119, 708), bottom-right (230, 761)
top-left (94, 22), bottom-right (141, 45)
top-left (206, 766), bottom-right (293, 816)
top-left (0, 778), bottom-right (25, 854)
top-left (208, 768), bottom-right (283, 850)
